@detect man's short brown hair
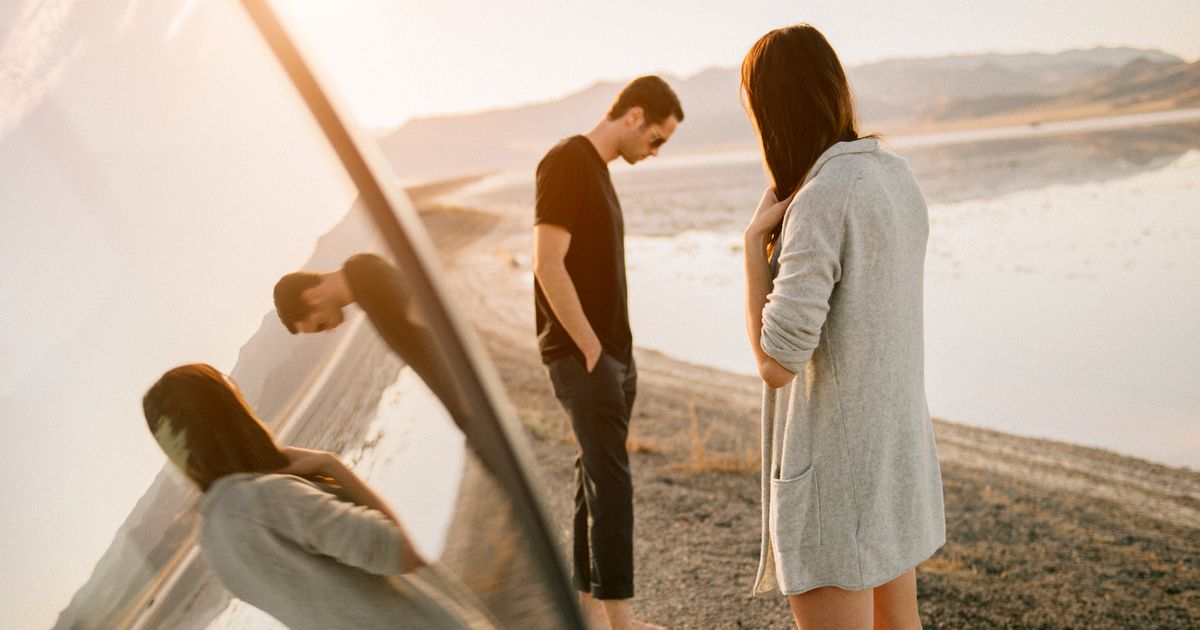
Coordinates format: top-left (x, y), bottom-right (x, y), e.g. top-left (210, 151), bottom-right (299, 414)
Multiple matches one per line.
top-left (606, 75), bottom-right (684, 125)
top-left (273, 271), bottom-right (321, 334)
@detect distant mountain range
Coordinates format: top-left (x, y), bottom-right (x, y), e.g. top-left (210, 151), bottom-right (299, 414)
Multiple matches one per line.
top-left (377, 47), bottom-right (1198, 182)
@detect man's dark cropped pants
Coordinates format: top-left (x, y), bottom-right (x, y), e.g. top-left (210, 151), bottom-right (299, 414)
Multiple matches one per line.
top-left (545, 350), bottom-right (637, 600)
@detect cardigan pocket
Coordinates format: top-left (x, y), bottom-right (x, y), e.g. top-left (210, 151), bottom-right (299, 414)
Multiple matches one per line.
top-left (770, 465), bottom-right (821, 550)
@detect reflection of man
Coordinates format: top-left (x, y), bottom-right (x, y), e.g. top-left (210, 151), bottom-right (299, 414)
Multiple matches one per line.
top-left (273, 253), bottom-right (465, 430)
top-left (533, 76), bottom-right (681, 630)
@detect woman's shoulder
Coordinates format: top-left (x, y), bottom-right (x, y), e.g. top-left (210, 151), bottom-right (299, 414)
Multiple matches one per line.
top-left (807, 138), bottom-right (907, 182)
top-left (794, 141), bottom-right (871, 203)
top-left (787, 141), bottom-right (920, 232)
top-left (791, 158), bottom-right (863, 219)
top-left (199, 473), bottom-right (322, 518)
top-left (802, 141), bottom-right (916, 199)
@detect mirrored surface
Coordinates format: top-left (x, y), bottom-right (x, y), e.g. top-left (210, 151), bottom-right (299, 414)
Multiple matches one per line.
top-left (0, 1), bottom-right (573, 628)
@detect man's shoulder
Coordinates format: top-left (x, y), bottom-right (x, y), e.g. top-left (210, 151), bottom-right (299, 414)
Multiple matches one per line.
top-left (343, 253), bottom-right (400, 284)
top-left (538, 136), bottom-right (590, 172)
top-left (342, 253), bottom-right (407, 315)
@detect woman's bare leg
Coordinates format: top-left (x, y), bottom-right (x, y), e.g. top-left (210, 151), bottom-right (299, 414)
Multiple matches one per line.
top-left (872, 570), bottom-right (921, 630)
top-left (787, 584), bottom-right (872, 630)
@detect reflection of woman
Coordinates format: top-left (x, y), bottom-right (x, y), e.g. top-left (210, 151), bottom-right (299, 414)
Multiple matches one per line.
top-left (740, 25), bottom-right (945, 628)
top-left (142, 364), bottom-right (492, 629)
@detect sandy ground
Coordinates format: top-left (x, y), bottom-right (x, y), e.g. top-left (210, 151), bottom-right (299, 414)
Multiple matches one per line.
top-left (407, 182), bottom-right (1200, 629)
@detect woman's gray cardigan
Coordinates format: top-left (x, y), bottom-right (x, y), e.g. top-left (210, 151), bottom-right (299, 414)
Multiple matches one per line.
top-left (198, 473), bottom-right (495, 629)
top-left (753, 138), bottom-right (945, 596)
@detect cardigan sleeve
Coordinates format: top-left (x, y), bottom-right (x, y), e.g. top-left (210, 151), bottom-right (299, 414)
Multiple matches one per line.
top-left (255, 475), bottom-right (407, 576)
top-left (759, 180), bottom-right (851, 374)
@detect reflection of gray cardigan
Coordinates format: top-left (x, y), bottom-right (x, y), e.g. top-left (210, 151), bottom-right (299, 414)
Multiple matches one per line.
top-left (753, 139), bottom-right (945, 596)
top-left (198, 473), bottom-right (493, 629)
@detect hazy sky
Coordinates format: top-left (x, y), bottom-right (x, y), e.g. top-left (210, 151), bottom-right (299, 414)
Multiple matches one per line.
top-left (276, 0), bottom-right (1200, 129)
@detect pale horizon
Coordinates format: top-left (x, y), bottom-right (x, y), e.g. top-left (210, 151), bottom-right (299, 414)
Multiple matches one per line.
top-left (364, 43), bottom-right (1197, 131)
top-left (275, 0), bottom-right (1200, 129)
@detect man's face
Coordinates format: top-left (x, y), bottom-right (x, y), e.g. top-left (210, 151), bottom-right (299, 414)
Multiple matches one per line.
top-left (294, 289), bottom-right (345, 334)
top-left (619, 112), bottom-right (678, 164)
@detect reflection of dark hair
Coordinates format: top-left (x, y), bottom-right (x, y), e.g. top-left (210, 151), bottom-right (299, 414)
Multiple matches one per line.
top-left (143, 364), bottom-right (288, 491)
top-left (742, 24), bottom-right (861, 199)
top-left (606, 75), bottom-right (685, 125)
top-left (273, 272), bottom-right (321, 334)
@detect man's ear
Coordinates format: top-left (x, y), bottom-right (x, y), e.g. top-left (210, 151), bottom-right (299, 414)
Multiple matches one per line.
top-left (301, 287), bottom-right (321, 305)
top-left (625, 106), bottom-right (644, 127)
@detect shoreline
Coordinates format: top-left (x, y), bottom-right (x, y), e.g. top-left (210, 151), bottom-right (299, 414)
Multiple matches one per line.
top-left (410, 178), bottom-right (1200, 627)
top-left (604, 107), bottom-right (1200, 170)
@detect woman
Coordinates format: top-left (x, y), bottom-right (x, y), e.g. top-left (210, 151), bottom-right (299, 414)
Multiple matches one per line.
top-left (142, 364), bottom-right (493, 629)
top-left (740, 25), bottom-right (946, 629)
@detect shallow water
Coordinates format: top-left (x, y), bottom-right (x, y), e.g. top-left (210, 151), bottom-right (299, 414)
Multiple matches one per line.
top-left (624, 150), bottom-right (1200, 469)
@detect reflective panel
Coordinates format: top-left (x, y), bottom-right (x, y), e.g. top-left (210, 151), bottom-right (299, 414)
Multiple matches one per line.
top-left (0, 1), bottom-right (576, 628)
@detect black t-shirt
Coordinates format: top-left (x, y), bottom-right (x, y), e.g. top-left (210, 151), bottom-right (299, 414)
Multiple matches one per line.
top-left (343, 253), bottom-right (469, 432)
top-left (533, 135), bottom-right (631, 363)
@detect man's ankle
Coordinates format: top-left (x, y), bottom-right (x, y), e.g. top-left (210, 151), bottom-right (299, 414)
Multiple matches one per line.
top-left (579, 592), bottom-right (607, 626)
top-left (601, 598), bottom-right (633, 630)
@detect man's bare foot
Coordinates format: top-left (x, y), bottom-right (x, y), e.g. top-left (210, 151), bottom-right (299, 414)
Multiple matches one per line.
top-left (579, 592), bottom-right (666, 630)
top-left (579, 592), bottom-right (608, 630)
top-left (599, 597), bottom-right (666, 630)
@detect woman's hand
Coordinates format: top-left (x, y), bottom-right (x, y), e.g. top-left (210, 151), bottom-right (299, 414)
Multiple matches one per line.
top-left (277, 446), bottom-right (343, 478)
top-left (745, 186), bottom-right (796, 242)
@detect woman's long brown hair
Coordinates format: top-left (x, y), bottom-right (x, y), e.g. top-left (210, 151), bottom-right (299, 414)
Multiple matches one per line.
top-left (741, 24), bottom-right (862, 201)
top-left (143, 364), bottom-right (288, 491)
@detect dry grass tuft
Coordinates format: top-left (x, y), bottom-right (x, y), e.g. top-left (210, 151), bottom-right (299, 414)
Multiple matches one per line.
top-left (676, 402), bottom-right (759, 475)
top-left (626, 425), bottom-right (664, 455)
top-left (517, 409), bottom-right (566, 443)
top-left (919, 555), bottom-right (979, 578)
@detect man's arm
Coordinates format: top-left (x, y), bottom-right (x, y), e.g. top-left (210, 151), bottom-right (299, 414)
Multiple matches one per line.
top-left (533, 223), bottom-right (603, 372)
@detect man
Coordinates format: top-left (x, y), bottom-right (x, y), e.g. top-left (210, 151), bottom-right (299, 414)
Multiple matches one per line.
top-left (273, 253), bottom-right (467, 431)
top-left (533, 75), bottom-right (682, 630)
